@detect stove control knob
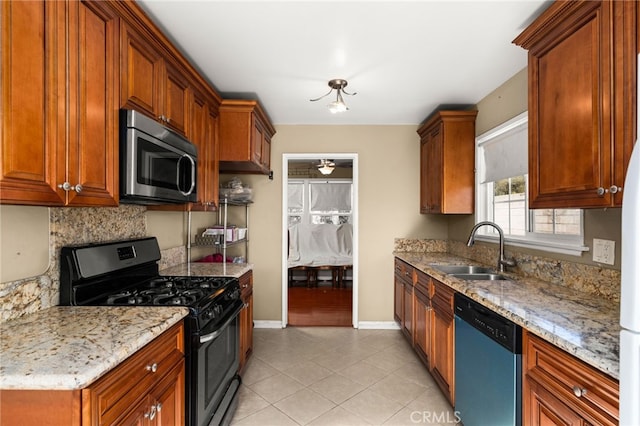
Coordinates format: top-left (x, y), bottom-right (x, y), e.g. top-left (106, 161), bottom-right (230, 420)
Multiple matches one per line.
top-left (214, 305), bottom-right (223, 316)
top-left (204, 309), bottom-right (216, 320)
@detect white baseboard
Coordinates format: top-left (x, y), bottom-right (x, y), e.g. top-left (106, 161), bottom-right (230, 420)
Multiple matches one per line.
top-left (253, 320), bottom-right (400, 330)
top-left (253, 320), bottom-right (284, 329)
top-left (357, 321), bottom-right (401, 330)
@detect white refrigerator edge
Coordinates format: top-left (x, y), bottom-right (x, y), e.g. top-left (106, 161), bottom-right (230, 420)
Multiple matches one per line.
top-left (619, 53), bottom-right (640, 426)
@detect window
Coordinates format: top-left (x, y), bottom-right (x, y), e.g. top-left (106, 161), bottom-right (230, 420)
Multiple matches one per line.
top-left (475, 112), bottom-right (587, 255)
top-left (288, 179), bottom-right (352, 226)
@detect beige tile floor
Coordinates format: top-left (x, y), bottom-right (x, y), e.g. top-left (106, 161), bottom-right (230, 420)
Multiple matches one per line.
top-left (231, 327), bottom-right (460, 426)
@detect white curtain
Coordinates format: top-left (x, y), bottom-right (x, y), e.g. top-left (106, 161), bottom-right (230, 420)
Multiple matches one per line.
top-left (479, 116), bottom-right (528, 183)
top-left (288, 182), bottom-right (304, 211)
top-left (309, 182), bottom-right (352, 212)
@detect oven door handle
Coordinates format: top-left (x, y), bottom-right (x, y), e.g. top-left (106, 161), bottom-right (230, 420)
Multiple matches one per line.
top-left (199, 302), bottom-right (243, 344)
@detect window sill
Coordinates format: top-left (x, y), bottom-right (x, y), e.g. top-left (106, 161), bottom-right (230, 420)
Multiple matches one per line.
top-left (473, 234), bottom-right (589, 257)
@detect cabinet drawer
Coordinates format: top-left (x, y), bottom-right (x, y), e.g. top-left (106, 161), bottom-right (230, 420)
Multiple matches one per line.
top-left (524, 331), bottom-right (618, 424)
top-left (239, 270), bottom-right (253, 298)
top-left (83, 322), bottom-right (185, 423)
top-left (431, 279), bottom-right (454, 313)
top-left (415, 270), bottom-right (430, 296)
top-left (395, 259), bottom-right (414, 284)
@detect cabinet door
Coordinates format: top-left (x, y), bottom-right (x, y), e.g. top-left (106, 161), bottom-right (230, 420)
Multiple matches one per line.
top-left (515, 1), bottom-right (636, 209)
top-left (430, 280), bottom-right (454, 405)
top-left (153, 359), bottom-right (185, 426)
top-left (205, 108), bottom-right (220, 207)
top-left (121, 23), bottom-right (162, 120)
top-left (532, 1), bottom-right (611, 208)
top-left (162, 60), bottom-right (190, 136)
top-left (394, 272), bottom-right (404, 324)
top-left (66, 0), bottom-right (119, 206)
top-left (261, 133), bottom-right (271, 171)
top-left (0, 0), bottom-right (65, 205)
top-left (239, 271), bottom-right (253, 371)
top-left (189, 91), bottom-right (209, 208)
top-left (421, 127), bottom-right (443, 213)
top-left (252, 117), bottom-right (264, 167)
top-left (414, 288), bottom-right (430, 366)
top-left (403, 281), bottom-right (414, 342)
top-left (526, 379), bottom-right (586, 426)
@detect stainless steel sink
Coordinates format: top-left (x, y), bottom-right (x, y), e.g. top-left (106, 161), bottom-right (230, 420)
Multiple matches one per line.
top-left (430, 264), bottom-right (496, 275)
top-left (451, 273), bottom-right (508, 281)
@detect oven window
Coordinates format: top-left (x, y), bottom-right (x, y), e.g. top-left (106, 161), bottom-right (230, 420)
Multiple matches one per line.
top-left (197, 316), bottom-right (239, 424)
top-left (137, 137), bottom-right (182, 190)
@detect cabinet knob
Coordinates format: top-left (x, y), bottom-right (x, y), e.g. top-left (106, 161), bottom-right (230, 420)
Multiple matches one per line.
top-left (572, 386), bottom-right (587, 398)
top-left (58, 182), bottom-right (83, 193)
top-left (609, 185), bottom-right (621, 194)
top-left (144, 403), bottom-right (160, 420)
top-left (596, 187), bottom-right (607, 196)
top-left (146, 362), bottom-right (158, 373)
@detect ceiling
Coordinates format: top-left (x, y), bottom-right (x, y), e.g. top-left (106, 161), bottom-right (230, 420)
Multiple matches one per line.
top-left (136, 0), bottom-right (550, 126)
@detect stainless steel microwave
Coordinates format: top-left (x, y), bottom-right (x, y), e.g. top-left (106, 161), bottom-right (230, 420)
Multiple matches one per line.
top-left (119, 109), bottom-right (197, 205)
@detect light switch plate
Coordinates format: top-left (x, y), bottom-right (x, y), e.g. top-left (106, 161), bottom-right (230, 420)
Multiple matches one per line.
top-left (593, 238), bottom-right (615, 265)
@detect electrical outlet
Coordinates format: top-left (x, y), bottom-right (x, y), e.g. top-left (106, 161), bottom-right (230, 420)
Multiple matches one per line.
top-left (593, 238), bottom-right (615, 265)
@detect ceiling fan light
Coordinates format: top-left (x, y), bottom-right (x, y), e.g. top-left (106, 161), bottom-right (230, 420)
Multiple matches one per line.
top-left (318, 159), bottom-right (335, 175)
top-left (328, 100), bottom-right (347, 114)
top-left (318, 165), bottom-right (335, 175)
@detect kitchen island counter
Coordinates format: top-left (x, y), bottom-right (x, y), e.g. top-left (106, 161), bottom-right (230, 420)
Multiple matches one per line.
top-left (395, 252), bottom-right (619, 380)
top-left (160, 262), bottom-right (253, 278)
top-left (0, 306), bottom-right (188, 390)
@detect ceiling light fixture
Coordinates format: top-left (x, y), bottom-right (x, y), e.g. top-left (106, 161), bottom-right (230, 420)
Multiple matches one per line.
top-left (317, 159), bottom-right (336, 175)
top-left (310, 79), bottom-right (357, 113)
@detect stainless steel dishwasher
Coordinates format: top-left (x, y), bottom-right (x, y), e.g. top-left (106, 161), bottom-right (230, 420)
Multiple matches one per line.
top-left (454, 293), bottom-right (522, 426)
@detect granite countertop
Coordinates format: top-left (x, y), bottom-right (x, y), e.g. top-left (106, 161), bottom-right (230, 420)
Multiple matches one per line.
top-left (160, 262), bottom-right (253, 278)
top-left (0, 306), bottom-right (188, 390)
top-left (394, 252), bottom-right (620, 380)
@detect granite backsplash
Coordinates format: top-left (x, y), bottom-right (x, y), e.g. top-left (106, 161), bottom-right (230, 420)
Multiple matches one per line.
top-left (0, 206), bottom-right (185, 323)
top-left (395, 238), bottom-right (621, 302)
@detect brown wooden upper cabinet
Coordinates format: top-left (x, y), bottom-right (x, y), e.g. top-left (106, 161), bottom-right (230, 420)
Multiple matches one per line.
top-left (185, 87), bottom-right (220, 210)
top-left (417, 110), bottom-right (477, 214)
top-left (513, 0), bottom-right (637, 208)
top-left (219, 100), bottom-right (276, 175)
top-left (1, 0), bottom-right (119, 207)
top-left (121, 22), bottom-right (190, 137)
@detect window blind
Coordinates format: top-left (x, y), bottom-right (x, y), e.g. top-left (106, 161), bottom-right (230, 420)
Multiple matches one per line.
top-left (478, 114), bottom-right (528, 183)
top-left (309, 182), bottom-right (352, 212)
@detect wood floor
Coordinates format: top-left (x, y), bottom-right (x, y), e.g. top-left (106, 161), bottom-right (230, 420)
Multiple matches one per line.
top-left (288, 284), bottom-right (352, 327)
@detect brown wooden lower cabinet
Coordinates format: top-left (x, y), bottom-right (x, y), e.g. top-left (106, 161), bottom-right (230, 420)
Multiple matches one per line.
top-left (0, 322), bottom-right (185, 426)
top-left (429, 279), bottom-right (455, 405)
top-left (413, 280), bottom-right (431, 366)
top-left (239, 270), bottom-right (254, 371)
top-left (523, 331), bottom-right (619, 426)
top-left (394, 259), bottom-right (454, 405)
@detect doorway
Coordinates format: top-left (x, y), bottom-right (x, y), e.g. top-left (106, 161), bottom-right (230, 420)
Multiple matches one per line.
top-left (281, 153), bottom-right (359, 328)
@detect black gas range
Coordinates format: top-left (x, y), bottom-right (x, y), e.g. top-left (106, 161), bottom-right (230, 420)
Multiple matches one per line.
top-left (60, 237), bottom-right (242, 426)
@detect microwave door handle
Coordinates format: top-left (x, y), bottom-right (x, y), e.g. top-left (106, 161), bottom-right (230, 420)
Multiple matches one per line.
top-left (177, 154), bottom-right (196, 196)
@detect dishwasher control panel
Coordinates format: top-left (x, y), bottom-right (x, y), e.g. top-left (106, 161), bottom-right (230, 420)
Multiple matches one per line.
top-left (454, 293), bottom-right (522, 354)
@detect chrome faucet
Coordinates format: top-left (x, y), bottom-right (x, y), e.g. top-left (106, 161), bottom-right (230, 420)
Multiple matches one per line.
top-left (466, 221), bottom-right (516, 273)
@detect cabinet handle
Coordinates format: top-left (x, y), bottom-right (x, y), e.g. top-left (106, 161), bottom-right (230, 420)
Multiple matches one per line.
top-left (572, 386), bottom-right (587, 398)
top-left (609, 185), bottom-right (621, 194)
top-left (596, 187), bottom-right (607, 196)
top-left (144, 403), bottom-right (159, 420)
top-left (57, 182), bottom-right (83, 193)
top-left (146, 362), bottom-right (158, 373)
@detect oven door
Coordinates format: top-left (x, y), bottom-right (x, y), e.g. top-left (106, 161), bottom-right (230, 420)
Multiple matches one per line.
top-left (192, 300), bottom-right (243, 426)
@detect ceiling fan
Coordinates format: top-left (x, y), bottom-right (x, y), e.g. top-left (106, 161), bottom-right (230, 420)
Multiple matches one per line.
top-left (317, 159), bottom-right (336, 175)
